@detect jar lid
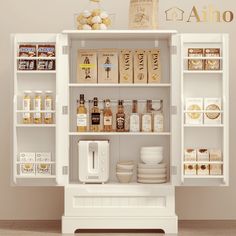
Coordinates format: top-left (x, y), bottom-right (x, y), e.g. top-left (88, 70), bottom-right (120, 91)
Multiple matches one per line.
top-left (45, 90), bottom-right (53, 94)
top-left (24, 90), bottom-right (32, 94)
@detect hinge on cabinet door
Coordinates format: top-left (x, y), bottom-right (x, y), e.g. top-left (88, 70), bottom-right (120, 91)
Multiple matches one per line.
top-left (154, 40), bottom-right (159, 48)
top-left (171, 106), bottom-right (177, 115)
top-left (170, 46), bottom-right (177, 55)
top-left (62, 106), bottom-right (68, 115)
top-left (62, 166), bottom-right (68, 175)
top-left (62, 46), bottom-right (69, 55)
top-left (171, 166), bottom-right (177, 176)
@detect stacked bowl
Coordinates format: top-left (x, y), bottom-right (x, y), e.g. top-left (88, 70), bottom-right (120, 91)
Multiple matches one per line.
top-left (138, 147), bottom-right (167, 184)
top-left (116, 161), bottom-right (134, 183)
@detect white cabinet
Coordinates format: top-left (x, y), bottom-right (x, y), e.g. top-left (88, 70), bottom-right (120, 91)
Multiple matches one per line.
top-left (11, 31), bottom-right (229, 233)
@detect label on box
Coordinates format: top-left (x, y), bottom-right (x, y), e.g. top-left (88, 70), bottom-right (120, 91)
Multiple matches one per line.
top-left (18, 60), bottom-right (36, 70)
top-left (20, 152), bottom-right (35, 162)
top-left (210, 149), bottom-right (222, 161)
top-left (188, 48), bottom-right (204, 70)
top-left (36, 152), bottom-right (51, 162)
top-left (98, 50), bottom-right (118, 84)
top-left (197, 164), bottom-right (209, 175)
top-left (119, 49), bottom-right (133, 83)
top-left (77, 50), bottom-right (97, 83)
top-left (197, 149), bottom-right (209, 162)
top-left (36, 164), bottom-right (51, 175)
top-left (20, 163), bottom-right (35, 175)
top-left (204, 48), bottom-right (220, 70)
top-left (19, 45), bottom-right (36, 57)
top-left (185, 98), bottom-right (203, 125)
top-left (184, 164), bottom-right (197, 175)
top-left (148, 49), bottom-right (161, 83)
top-left (184, 149), bottom-right (197, 161)
top-left (37, 60), bottom-right (55, 70)
top-left (210, 164), bottom-right (222, 175)
top-left (204, 98), bottom-right (222, 124)
top-left (38, 45), bottom-right (55, 57)
top-left (133, 49), bottom-right (148, 84)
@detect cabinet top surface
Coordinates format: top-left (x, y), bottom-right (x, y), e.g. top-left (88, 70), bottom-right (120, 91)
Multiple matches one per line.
top-left (62, 30), bottom-right (178, 40)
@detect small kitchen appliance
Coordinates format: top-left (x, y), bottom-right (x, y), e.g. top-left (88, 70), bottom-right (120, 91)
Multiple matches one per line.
top-left (78, 140), bottom-right (109, 183)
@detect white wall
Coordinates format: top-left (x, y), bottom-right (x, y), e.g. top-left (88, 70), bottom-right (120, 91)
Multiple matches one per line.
top-left (0, 0), bottom-right (235, 220)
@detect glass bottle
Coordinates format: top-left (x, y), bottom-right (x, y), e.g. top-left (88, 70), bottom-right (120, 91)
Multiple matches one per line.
top-left (22, 90), bottom-right (32, 124)
top-left (77, 94), bottom-right (87, 132)
top-left (103, 99), bottom-right (113, 132)
top-left (44, 91), bottom-right (53, 124)
top-left (116, 100), bottom-right (125, 132)
top-left (153, 100), bottom-right (164, 132)
top-left (90, 97), bottom-right (100, 132)
top-left (142, 100), bottom-right (152, 132)
top-left (33, 91), bottom-right (42, 124)
top-left (129, 100), bottom-right (140, 132)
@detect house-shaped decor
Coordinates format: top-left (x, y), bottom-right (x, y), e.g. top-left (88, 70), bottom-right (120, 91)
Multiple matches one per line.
top-left (165, 7), bottom-right (184, 21)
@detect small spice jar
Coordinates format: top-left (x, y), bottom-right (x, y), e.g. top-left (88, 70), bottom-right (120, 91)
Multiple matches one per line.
top-left (33, 91), bottom-right (42, 124)
top-left (44, 91), bottom-right (53, 124)
top-left (22, 90), bottom-right (32, 124)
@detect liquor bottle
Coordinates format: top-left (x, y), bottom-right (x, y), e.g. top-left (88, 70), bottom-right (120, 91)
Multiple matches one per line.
top-left (103, 99), bottom-right (113, 132)
top-left (142, 100), bottom-right (152, 132)
top-left (90, 97), bottom-right (100, 132)
top-left (153, 100), bottom-right (164, 132)
top-left (129, 100), bottom-right (140, 132)
top-left (116, 100), bottom-right (125, 132)
top-left (77, 94), bottom-right (87, 132)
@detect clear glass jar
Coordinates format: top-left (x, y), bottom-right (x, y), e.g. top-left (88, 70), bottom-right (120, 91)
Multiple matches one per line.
top-left (44, 91), bottom-right (53, 124)
top-left (22, 90), bottom-right (32, 124)
top-left (33, 91), bottom-right (42, 124)
top-left (76, 0), bottom-right (112, 30)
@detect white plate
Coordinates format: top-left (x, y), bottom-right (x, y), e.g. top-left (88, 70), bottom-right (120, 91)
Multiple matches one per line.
top-left (116, 164), bottom-right (134, 170)
top-left (137, 179), bottom-right (167, 184)
top-left (138, 168), bottom-right (166, 174)
top-left (138, 163), bottom-right (167, 169)
top-left (138, 174), bottom-right (167, 179)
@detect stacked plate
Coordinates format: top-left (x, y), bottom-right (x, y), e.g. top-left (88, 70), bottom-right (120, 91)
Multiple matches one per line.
top-left (137, 163), bottom-right (167, 183)
top-left (116, 161), bottom-right (134, 183)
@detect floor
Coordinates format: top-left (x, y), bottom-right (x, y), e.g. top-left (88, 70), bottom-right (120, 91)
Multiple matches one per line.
top-left (0, 220), bottom-right (236, 236)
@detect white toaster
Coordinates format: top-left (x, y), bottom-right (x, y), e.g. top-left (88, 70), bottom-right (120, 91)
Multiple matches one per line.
top-left (78, 140), bottom-right (109, 183)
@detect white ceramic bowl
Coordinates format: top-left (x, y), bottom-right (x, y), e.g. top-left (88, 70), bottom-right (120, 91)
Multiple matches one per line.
top-left (116, 168), bottom-right (133, 173)
top-left (140, 153), bottom-right (163, 164)
top-left (138, 163), bottom-right (167, 169)
top-left (138, 168), bottom-right (166, 174)
top-left (141, 147), bottom-right (163, 152)
top-left (116, 163), bottom-right (134, 170)
top-left (116, 172), bottom-right (133, 183)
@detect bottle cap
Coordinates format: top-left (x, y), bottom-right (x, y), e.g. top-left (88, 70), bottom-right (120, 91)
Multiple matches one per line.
top-left (45, 90), bottom-right (53, 94)
top-left (24, 90), bottom-right (32, 94)
top-left (35, 90), bottom-right (42, 94)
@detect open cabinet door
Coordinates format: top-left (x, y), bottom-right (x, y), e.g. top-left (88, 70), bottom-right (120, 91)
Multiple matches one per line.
top-left (12, 33), bottom-right (63, 186)
top-left (178, 33), bottom-right (229, 187)
top-left (55, 33), bottom-right (70, 186)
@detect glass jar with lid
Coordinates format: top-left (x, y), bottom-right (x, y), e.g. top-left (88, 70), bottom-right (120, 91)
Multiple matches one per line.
top-left (33, 91), bottom-right (42, 124)
top-left (76, 0), bottom-right (113, 30)
top-left (44, 91), bottom-right (53, 124)
top-left (23, 90), bottom-right (32, 124)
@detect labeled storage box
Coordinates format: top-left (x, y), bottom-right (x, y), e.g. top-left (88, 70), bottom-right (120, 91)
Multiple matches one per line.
top-left (148, 48), bottom-right (161, 83)
top-left (204, 98), bottom-right (222, 124)
top-left (185, 98), bottom-right (203, 125)
top-left (77, 50), bottom-right (97, 83)
top-left (184, 149), bottom-right (197, 161)
top-left (98, 49), bottom-right (118, 84)
top-left (119, 49), bottom-right (133, 84)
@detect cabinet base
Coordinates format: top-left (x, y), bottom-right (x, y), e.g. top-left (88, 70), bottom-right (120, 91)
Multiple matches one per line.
top-left (62, 215), bottom-right (178, 234)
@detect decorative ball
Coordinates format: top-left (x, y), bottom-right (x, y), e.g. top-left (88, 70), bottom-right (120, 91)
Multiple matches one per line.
top-left (92, 8), bottom-right (101, 16)
top-left (92, 15), bottom-right (102, 24)
top-left (83, 10), bottom-right (92, 18)
top-left (77, 24), bottom-right (83, 30)
top-left (92, 24), bottom-right (101, 30)
top-left (100, 11), bottom-right (109, 19)
top-left (86, 16), bottom-right (93, 25)
top-left (100, 23), bottom-right (107, 30)
top-left (102, 17), bottom-right (111, 26)
top-left (82, 24), bottom-right (92, 30)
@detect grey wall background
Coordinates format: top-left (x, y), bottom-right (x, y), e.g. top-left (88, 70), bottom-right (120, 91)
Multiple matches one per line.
top-left (0, 0), bottom-right (235, 220)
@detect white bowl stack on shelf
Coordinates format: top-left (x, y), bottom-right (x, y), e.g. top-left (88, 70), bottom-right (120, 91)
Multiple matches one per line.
top-left (116, 161), bottom-right (134, 183)
top-left (138, 147), bottom-right (167, 184)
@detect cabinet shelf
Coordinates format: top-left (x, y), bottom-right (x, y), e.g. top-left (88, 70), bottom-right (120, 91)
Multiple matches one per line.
top-left (16, 175), bottom-right (56, 179)
top-left (17, 70), bottom-right (56, 74)
top-left (16, 161), bottom-right (56, 164)
top-left (184, 124), bottom-right (224, 128)
top-left (69, 132), bottom-right (171, 136)
top-left (69, 83), bottom-right (171, 88)
top-left (183, 175), bottom-right (224, 179)
top-left (184, 57), bottom-right (223, 60)
top-left (183, 161), bottom-right (223, 164)
top-left (16, 110), bottom-right (56, 113)
top-left (16, 124), bottom-right (56, 128)
top-left (17, 57), bottom-right (56, 60)
top-left (183, 70), bottom-right (223, 74)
